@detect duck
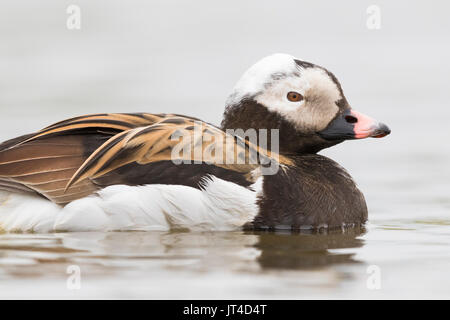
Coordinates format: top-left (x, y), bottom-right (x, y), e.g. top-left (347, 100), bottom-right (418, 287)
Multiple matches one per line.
top-left (0, 53), bottom-right (390, 233)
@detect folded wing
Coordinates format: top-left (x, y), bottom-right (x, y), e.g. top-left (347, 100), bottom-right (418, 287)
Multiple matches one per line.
top-left (0, 113), bottom-right (166, 204)
top-left (0, 113), bottom-right (289, 205)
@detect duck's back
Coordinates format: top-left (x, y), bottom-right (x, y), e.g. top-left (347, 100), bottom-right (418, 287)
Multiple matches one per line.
top-left (0, 113), bottom-right (267, 205)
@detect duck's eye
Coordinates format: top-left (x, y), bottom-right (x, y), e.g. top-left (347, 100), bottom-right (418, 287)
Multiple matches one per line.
top-left (287, 91), bottom-right (303, 102)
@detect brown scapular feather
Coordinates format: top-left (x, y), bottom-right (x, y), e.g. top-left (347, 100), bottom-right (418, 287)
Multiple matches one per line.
top-left (0, 113), bottom-right (292, 205)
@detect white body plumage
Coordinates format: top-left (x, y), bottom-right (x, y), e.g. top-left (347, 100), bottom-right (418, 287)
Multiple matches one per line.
top-left (0, 176), bottom-right (261, 233)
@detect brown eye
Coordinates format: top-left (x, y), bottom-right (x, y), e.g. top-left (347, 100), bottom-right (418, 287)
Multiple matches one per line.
top-left (287, 91), bottom-right (303, 102)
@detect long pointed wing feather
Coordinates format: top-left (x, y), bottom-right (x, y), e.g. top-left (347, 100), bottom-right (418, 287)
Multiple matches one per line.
top-left (66, 117), bottom-right (291, 190)
top-left (0, 113), bottom-right (178, 204)
top-left (11, 113), bottom-right (176, 148)
top-left (0, 112), bottom-right (292, 205)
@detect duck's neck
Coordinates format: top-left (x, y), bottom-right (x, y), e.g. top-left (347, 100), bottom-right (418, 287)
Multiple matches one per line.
top-left (221, 99), bottom-right (341, 155)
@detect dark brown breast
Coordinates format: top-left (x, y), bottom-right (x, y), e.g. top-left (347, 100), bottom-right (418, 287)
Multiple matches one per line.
top-left (247, 154), bottom-right (368, 231)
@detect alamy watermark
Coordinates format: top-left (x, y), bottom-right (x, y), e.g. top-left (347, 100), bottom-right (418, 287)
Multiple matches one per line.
top-left (169, 121), bottom-right (281, 176)
top-left (66, 265), bottom-right (81, 290)
top-left (66, 5), bottom-right (81, 30)
top-left (366, 264), bottom-right (381, 290)
top-left (366, 5), bottom-right (381, 30)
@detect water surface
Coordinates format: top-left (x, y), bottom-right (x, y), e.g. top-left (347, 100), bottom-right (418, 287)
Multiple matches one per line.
top-left (0, 0), bottom-right (449, 299)
top-left (1, 220), bottom-right (450, 299)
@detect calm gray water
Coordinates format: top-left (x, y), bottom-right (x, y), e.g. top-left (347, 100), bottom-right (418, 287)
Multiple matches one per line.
top-left (0, 0), bottom-right (449, 299)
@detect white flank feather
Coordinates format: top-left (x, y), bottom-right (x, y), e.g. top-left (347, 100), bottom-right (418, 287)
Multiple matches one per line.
top-left (0, 176), bottom-right (259, 233)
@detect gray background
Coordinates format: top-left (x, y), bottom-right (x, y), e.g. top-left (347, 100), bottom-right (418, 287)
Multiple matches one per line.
top-left (0, 0), bottom-right (449, 299)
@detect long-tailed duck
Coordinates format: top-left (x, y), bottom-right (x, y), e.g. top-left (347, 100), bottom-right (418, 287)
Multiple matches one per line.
top-left (0, 53), bottom-right (390, 232)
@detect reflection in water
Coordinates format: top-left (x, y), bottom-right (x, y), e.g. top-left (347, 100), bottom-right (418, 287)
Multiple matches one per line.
top-left (251, 227), bottom-right (365, 270)
top-left (0, 228), bottom-right (366, 282)
top-left (2, 225), bottom-right (450, 299)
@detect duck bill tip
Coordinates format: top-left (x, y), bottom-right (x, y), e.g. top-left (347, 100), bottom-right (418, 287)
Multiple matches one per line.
top-left (351, 110), bottom-right (391, 139)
